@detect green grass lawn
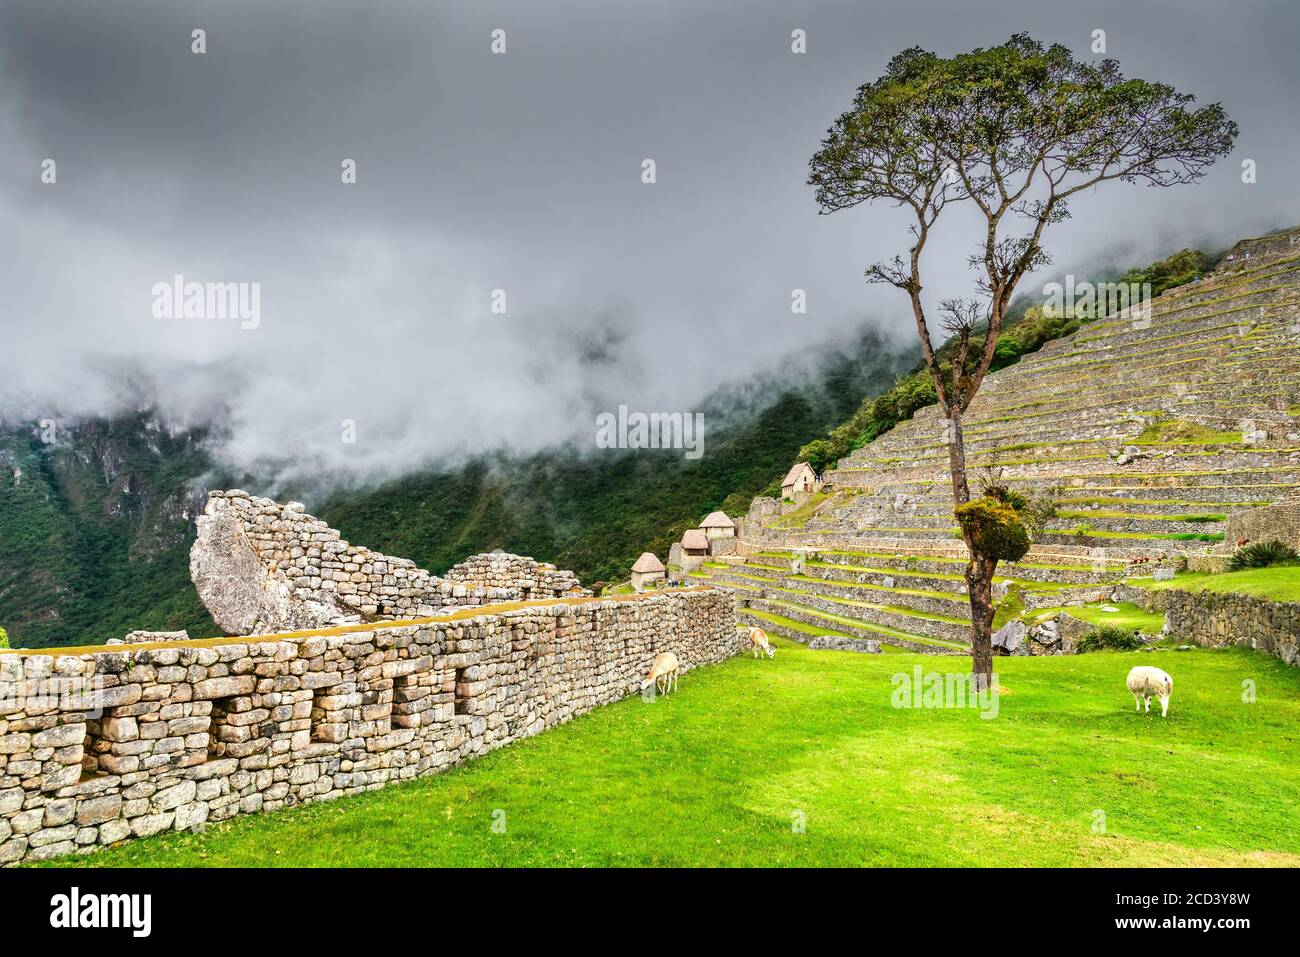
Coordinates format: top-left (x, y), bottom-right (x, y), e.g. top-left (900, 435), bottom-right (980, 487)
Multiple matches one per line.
top-left (770, 491), bottom-right (833, 529)
top-left (41, 639), bottom-right (1300, 868)
top-left (1063, 602), bottom-right (1168, 633)
top-left (1139, 565), bottom-right (1300, 602)
top-left (1011, 601), bottom-right (1167, 636)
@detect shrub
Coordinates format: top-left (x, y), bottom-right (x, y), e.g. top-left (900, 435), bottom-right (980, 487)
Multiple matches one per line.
top-left (954, 497), bottom-right (1031, 562)
top-left (0, 625), bottom-right (7, 649)
top-left (1077, 625), bottom-right (1144, 653)
top-left (1227, 540), bottom-right (1299, 572)
top-left (979, 480), bottom-right (1028, 512)
top-left (990, 334), bottom-right (1025, 371)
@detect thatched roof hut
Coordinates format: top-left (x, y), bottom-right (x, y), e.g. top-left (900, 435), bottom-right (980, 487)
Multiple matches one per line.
top-left (632, 552), bottom-right (665, 574)
top-left (681, 529), bottom-right (709, 552)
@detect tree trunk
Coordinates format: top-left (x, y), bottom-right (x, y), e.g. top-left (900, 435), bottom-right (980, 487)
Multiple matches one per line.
top-left (943, 411), bottom-right (970, 504)
top-left (944, 410), bottom-right (995, 689)
top-left (966, 554), bottom-right (997, 691)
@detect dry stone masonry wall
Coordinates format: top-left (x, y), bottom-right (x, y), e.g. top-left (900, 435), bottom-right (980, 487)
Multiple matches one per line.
top-left (190, 491), bottom-right (586, 636)
top-left (0, 588), bottom-right (739, 865)
top-left (1225, 499), bottom-right (1300, 551)
top-left (1161, 590), bottom-right (1299, 664)
top-left (441, 553), bottom-right (589, 601)
top-left (1115, 584), bottom-right (1299, 666)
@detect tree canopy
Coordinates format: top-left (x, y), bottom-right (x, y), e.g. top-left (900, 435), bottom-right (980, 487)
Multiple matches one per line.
top-left (809, 33), bottom-right (1238, 416)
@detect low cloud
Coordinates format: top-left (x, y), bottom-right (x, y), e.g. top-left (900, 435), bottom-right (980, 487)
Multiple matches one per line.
top-left (2, 0), bottom-right (1295, 485)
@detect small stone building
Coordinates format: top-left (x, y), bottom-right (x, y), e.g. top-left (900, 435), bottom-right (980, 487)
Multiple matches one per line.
top-left (781, 462), bottom-right (820, 502)
top-left (700, 511), bottom-right (736, 539)
top-left (681, 528), bottom-right (709, 556)
top-left (679, 529), bottom-right (710, 573)
top-left (630, 552), bottom-right (667, 592)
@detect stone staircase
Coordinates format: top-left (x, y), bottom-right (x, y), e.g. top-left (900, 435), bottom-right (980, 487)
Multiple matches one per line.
top-left (694, 228), bottom-right (1300, 653)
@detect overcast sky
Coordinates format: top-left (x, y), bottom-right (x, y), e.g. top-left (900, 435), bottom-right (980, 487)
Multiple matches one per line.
top-left (2, 0), bottom-right (1296, 483)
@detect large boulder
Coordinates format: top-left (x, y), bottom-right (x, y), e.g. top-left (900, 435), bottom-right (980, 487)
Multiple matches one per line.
top-left (991, 620), bottom-right (1027, 655)
top-left (190, 506), bottom-right (346, 635)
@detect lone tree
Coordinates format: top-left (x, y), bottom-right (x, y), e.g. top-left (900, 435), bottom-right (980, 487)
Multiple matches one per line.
top-left (809, 35), bottom-right (1236, 686)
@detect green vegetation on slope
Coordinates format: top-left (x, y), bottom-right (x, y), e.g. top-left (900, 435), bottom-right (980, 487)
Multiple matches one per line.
top-left (0, 329), bottom-right (911, 647)
top-left (0, 415), bottom-right (218, 648)
top-left (44, 642), bottom-right (1300, 867)
top-left (1061, 602), bottom-right (1167, 634)
top-left (797, 246), bottom-right (1224, 471)
top-left (1133, 417), bottom-right (1240, 446)
top-left (1117, 248), bottom-right (1215, 298)
top-left (1003, 598), bottom-right (1166, 635)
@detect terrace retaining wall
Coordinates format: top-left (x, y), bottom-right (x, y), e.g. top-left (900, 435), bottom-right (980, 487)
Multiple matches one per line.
top-left (0, 588), bottom-right (739, 865)
top-left (1226, 501), bottom-right (1300, 550)
top-left (1117, 583), bottom-right (1300, 666)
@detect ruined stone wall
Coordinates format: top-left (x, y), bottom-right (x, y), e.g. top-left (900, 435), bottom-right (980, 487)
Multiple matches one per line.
top-left (441, 553), bottom-right (589, 600)
top-left (190, 491), bottom-right (586, 636)
top-left (737, 497), bottom-right (781, 542)
top-left (0, 588), bottom-right (739, 865)
top-left (108, 631), bottom-right (190, 646)
top-left (707, 538), bottom-right (739, 558)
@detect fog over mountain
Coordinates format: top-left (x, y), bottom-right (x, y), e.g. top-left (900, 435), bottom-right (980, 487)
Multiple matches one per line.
top-left (2, 0), bottom-right (1297, 483)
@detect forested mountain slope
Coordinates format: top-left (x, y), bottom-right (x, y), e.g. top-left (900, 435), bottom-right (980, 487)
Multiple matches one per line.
top-left (0, 326), bottom-right (911, 648)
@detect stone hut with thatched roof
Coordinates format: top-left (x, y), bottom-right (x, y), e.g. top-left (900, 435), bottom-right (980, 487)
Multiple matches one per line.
top-left (630, 551), bottom-right (667, 592)
top-left (700, 511), bottom-right (736, 539)
top-left (679, 528), bottom-right (710, 572)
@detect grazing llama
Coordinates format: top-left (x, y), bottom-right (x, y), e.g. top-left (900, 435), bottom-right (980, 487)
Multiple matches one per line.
top-left (738, 624), bottom-right (775, 658)
top-left (640, 652), bottom-right (680, 695)
top-left (1126, 665), bottom-right (1173, 718)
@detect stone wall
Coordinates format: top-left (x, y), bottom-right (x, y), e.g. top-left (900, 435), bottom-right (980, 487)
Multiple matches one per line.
top-left (1119, 586), bottom-right (1299, 666)
top-left (441, 553), bottom-right (589, 600)
top-left (1225, 501), bottom-right (1300, 551)
top-left (109, 631), bottom-right (190, 646)
top-left (707, 537), bottom-right (739, 559)
top-left (190, 491), bottom-right (586, 635)
top-left (0, 588), bottom-right (739, 865)
top-left (737, 496), bottom-right (782, 542)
